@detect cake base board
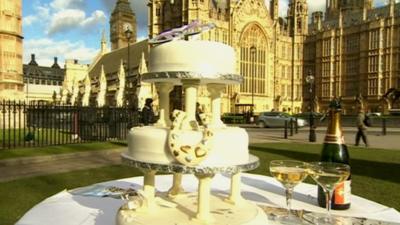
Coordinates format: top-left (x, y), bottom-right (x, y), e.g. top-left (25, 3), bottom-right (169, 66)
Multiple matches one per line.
top-left (117, 192), bottom-right (269, 225)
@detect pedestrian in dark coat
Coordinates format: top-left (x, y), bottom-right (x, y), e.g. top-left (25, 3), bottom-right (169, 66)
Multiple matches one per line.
top-left (141, 98), bottom-right (155, 126)
top-left (355, 106), bottom-right (369, 147)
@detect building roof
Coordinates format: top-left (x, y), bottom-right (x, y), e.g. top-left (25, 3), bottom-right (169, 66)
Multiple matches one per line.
top-left (312, 2), bottom-right (400, 31)
top-left (23, 55), bottom-right (65, 81)
top-left (112, 0), bottom-right (134, 15)
top-left (89, 39), bottom-right (149, 79)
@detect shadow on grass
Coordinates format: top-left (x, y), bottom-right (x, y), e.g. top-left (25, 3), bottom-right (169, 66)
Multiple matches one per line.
top-left (250, 146), bottom-right (400, 184)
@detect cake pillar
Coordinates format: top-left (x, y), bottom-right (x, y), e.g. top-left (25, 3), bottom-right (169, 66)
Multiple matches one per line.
top-left (168, 173), bottom-right (185, 197)
top-left (207, 84), bottom-right (226, 128)
top-left (194, 173), bottom-right (215, 223)
top-left (182, 79), bottom-right (200, 129)
top-left (226, 172), bottom-right (244, 205)
top-left (141, 169), bottom-right (157, 212)
top-left (155, 83), bottom-right (174, 127)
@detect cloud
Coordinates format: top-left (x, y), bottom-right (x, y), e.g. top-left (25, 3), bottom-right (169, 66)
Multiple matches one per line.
top-left (47, 9), bottom-right (106, 35)
top-left (50, 0), bottom-right (85, 10)
top-left (23, 0), bottom-right (105, 34)
top-left (23, 5), bottom-right (51, 27)
top-left (24, 38), bottom-right (98, 66)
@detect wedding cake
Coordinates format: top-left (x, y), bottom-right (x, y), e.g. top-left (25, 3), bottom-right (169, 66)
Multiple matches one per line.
top-left (118, 22), bottom-right (266, 225)
top-left (127, 37), bottom-right (250, 167)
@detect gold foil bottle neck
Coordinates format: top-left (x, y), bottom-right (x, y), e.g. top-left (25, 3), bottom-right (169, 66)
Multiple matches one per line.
top-left (324, 109), bottom-right (345, 144)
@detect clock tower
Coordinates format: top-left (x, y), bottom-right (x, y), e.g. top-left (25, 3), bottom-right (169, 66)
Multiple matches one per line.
top-left (110, 0), bottom-right (136, 50)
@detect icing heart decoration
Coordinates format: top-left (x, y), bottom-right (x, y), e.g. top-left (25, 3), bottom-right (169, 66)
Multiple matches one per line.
top-left (168, 110), bottom-right (213, 166)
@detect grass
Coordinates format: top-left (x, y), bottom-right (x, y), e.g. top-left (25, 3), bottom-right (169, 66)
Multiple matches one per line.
top-left (0, 141), bottom-right (127, 160)
top-left (0, 142), bottom-right (399, 225)
top-left (0, 165), bottom-right (140, 225)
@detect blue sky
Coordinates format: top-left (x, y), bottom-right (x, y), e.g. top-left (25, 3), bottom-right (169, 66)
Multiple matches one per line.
top-left (22, 0), bottom-right (394, 66)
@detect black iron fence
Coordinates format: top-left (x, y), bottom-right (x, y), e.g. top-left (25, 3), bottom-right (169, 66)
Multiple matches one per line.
top-left (0, 100), bottom-right (140, 150)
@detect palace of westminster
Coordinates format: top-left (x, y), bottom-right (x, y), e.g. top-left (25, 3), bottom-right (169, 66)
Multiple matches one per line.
top-left (0, 0), bottom-right (400, 115)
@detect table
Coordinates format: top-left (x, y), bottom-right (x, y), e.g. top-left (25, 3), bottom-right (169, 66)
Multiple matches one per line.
top-left (16, 173), bottom-right (400, 225)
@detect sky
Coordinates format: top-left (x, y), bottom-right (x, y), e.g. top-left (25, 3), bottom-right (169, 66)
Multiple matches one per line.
top-left (22, 0), bottom-right (394, 66)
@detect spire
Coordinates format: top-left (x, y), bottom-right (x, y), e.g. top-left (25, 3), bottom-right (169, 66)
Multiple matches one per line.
top-left (51, 57), bottom-right (61, 69)
top-left (100, 29), bottom-right (108, 54)
top-left (138, 52), bottom-right (148, 75)
top-left (28, 54), bottom-right (38, 66)
top-left (118, 60), bottom-right (125, 80)
top-left (270, 0), bottom-right (279, 21)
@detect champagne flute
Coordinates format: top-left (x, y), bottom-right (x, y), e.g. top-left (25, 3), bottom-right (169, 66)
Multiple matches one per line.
top-left (269, 160), bottom-right (309, 224)
top-left (308, 162), bottom-right (351, 225)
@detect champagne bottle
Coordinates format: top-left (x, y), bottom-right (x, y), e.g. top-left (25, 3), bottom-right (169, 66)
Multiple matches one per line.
top-left (318, 99), bottom-right (351, 210)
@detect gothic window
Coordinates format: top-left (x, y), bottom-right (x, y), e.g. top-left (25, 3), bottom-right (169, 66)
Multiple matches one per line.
top-left (368, 79), bottom-right (377, 95)
top-left (156, 5), bottom-right (161, 16)
top-left (239, 24), bottom-right (268, 96)
top-left (369, 29), bottom-right (379, 49)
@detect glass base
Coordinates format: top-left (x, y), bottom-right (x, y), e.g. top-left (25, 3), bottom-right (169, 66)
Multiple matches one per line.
top-left (272, 214), bottom-right (311, 225)
top-left (303, 213), bottom-right (351, 225)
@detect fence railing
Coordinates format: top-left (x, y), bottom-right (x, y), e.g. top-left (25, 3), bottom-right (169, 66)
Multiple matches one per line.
top-left (0, 100), bottom-right (140, 150)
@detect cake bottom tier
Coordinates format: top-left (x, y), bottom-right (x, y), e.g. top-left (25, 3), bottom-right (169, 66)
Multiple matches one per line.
top-left (128, 126), bottom-right (249, 166)
top-left (117, 192), bottom-right (269, 225)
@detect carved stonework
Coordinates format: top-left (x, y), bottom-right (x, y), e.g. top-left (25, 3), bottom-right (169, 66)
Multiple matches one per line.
top-left (0, 0), bottom-right (24, 100)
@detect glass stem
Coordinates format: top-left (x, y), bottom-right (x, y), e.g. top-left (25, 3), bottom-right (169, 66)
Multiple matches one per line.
top-left (286, 187), bottom-right (294, 217)
top-left (325, 190), bottom-right (333, 220)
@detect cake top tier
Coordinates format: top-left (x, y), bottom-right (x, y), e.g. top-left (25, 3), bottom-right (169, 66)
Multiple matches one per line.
top-left (142, 40), bottom-right (242, 85)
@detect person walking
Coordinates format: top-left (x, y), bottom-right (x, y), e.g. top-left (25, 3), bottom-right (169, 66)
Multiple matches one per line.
top-left (355, 106), bottom-right (369, 147)
top-left (195, 102), bottom-right (204, 126)
top-left (141, 98), bottom-right (156, 126)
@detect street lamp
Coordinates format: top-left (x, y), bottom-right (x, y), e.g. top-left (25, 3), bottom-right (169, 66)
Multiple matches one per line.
top-left (125, 28), bottom-right (133, 77)
top-left (125, 28), bottom-right (134, 108)
top-left (250, 46), bottom-right (256, 115)
top-left (305, 70), bottom-right (316, 142)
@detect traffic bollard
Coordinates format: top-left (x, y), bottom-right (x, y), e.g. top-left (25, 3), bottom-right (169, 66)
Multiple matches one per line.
top-left (382, 118), bottom-right (387, 136)
top-left (290, 118), bottom-right (294, 136)
top-left (284, 120), bottom-right (288, 139)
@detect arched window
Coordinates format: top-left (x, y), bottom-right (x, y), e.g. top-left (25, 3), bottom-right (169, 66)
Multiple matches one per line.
top-left (239, 24), bottom-right (268, 96)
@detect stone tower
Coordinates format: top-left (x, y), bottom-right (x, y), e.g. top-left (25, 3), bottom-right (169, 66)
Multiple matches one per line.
top-left (270, 0), bottom-right (279, 21)
top-left (288, 0), bottom-right (308, 36)
top-left (110, 0), bottom-right (137, 50)
top-left (327, 0), bottom-right (373, 19)
top-left (0, 0), bottom-right (24, 100)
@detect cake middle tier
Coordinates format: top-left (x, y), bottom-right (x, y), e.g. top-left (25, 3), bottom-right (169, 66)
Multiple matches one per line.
top-left (127, 126), bottom-right (249, 166)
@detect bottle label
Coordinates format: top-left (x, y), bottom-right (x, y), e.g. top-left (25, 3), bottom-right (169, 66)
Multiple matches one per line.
top-left (334, 180), bottom-right (351, 205)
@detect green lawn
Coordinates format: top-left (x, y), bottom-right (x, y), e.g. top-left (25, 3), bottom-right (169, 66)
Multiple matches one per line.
top-left (0, 142), bottom-right (399, 225)
top-left (0, 141), bottom-right (126, 160)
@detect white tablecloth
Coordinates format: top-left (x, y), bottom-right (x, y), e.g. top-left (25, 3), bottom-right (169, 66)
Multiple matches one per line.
top-left (16, 173), bottom-right (400, 225)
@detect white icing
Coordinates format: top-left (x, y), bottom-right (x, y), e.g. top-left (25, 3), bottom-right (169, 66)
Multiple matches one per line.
top-left (149, 40), bottom-right (236, 78)
top-left (128, 126), bottom-right (249, 166)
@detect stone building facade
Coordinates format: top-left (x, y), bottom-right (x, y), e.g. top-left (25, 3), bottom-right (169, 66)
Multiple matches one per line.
top-left (305, 0), bottom-right (400, 114)
top-left (23, 54), bottom-right (65, 102)
top-left (148, 0), bottom-right (308, 114)
top-left (91, 0), bottom-right (400, 115)
top-left (0, 0), bottom-right (24, 100)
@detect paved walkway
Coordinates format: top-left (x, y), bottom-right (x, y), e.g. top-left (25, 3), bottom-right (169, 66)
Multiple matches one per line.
top-left (0, 148), bottom-right (125, 182)
top-left (0, 126), bottom-right (398, 182)
top-left (243, 126), bottom-right (400, 150)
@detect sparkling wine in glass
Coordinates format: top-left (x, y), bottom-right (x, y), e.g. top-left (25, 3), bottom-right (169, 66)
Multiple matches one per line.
top-left (269, 160), bottom-right (309, 224)
top-left (308, 162), bottom-right (351, 224)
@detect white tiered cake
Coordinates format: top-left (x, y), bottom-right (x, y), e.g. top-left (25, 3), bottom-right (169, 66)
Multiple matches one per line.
top-left (127, 38), bottom-right (250, 167)
top-left (118, 23), bottom-right (267, 225)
